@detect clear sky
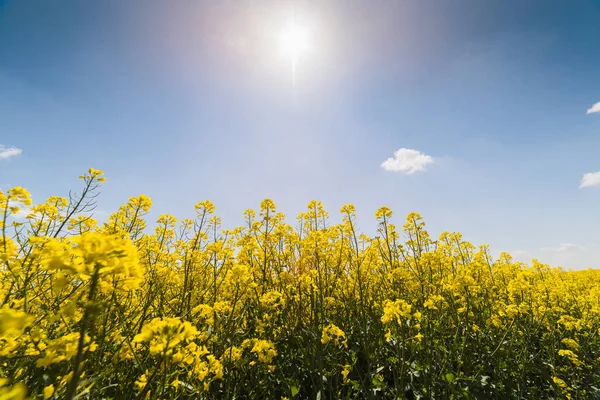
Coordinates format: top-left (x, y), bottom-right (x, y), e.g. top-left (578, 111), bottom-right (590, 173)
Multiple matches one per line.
top-left (1, 0), bottom-right (600, 269)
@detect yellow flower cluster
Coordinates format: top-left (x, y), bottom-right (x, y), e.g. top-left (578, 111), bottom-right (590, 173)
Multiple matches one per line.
top-left (42, 231), bottom-right (144, 291)
top-left (321, 323), bottom-right (347, 348)
top-left (381, 299), bottom-right (412, 324)
top-left (243, 339), bottom-right (278, 365)
top-left (36, 333), bottom-right (97, 367)
top-left (133, 317), bottom-right (199, 356)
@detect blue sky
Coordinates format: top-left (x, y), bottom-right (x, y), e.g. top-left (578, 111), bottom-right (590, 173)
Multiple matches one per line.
top-left (1, 0), bottom-right (600, 269)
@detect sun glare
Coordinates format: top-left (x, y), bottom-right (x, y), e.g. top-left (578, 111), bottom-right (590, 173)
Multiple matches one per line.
top-left (280, 23), bottom-right (310, 60)
top-left (279, 22), bottom-right (311, 86)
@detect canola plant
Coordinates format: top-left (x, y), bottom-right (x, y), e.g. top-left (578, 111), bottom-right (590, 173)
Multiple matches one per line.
top-left (1, 169), bottom-right (599, 399)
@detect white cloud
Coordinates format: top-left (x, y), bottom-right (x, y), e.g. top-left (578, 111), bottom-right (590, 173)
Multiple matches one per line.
top-left (541, 243), bottom-right (584, 253)
top-left (12, 208), bottom-right (31, 220)
top-left (381, 148), bottom-right (434, 174)
top-left (580, 171), bottom-right (600, 188)
top-left (0, 145), bottom-right (22, 160)
top-left (587, 102), bottom-right (600, 114)
top-left (6, 200), bottom-right (31, 220)
top-left (511, 250), bottom-right (531, 260)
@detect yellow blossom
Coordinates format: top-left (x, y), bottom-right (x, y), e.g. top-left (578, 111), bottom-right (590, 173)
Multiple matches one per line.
top-left (43, 384), bottom-right (54, 399)
top-left (321, 323), bottom-right (347, 348)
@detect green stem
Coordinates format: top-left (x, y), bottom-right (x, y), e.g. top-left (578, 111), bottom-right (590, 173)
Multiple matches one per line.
top-left (65, 264), bottom-right (101, 400)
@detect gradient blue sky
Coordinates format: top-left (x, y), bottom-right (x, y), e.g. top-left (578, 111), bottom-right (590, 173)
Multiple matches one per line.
top-left (1, 0), bottom-right (600, 269)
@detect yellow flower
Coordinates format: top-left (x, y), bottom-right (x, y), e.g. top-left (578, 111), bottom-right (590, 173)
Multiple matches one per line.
top-left (321, 323), bottom-right (347, 347)
top-left (561, 338), bottom-right (579, 351)
top-left (195, 200), bottom-right (216, 214)
top-left (222, 346), bottom-right (242, 363)
top-left (558, 349), bottom-right (583, 366)
top-left (6, 186), bottom-right (32, 206)
top-left (135, 374), bottom-right (148, 392)
top-left (208, 354), bottom-right (224, 379)
top-left (133, 317), bottom-right (199, 356)
top-left (0, 379), bottom-right (27, 400)
top-left (381, 299), bottom-right (412, 325)
top-left (385, 330), bottom-right (393, 342)
top-left (340, 204), bottom-right (356, 215)
top-left (423, 299), bottom-right (437, 310)
top-left (43, 384), bottom-right (55, 399)
top-left (36, 333), bottom-right (95, 367)
top-left (505, 304), bottom-right (519, 318)
top-left (249, 339), bottom-right (277, 364)
top-left (0, 307), bottom-right (34, 357)
top-left (260, 291), bottom-right (285, 310)
top-left (375, 206), bottom-right (393, 220)
top-left (41, 231), bottom-right (144, 291)
top-left (80, 168), bottom-right (106, 182)
top-left (552, 376), bottom-right (567, 389)
top-left (341, 364), bottom-right (352, 383)
top-left (0, 306), bottom-right (34, 338)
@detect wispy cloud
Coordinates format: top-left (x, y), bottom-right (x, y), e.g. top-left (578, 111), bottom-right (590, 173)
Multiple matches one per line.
top-left (587, 102), bottom-right (600, 114)
top-left (580, 171), bottom-right (600, 188)
top-left (7, 200), bottom-right (31, 220)
top-left (381, 148), bottom-right (434, 174)
top-left (12, 208), bottom-right (31, 220)
top-left (541, 243), bottom-right (584, 253)
top-left (511, 250), bottom-right (531, 260)
top-left (0, 145), bottom-right (23, 160)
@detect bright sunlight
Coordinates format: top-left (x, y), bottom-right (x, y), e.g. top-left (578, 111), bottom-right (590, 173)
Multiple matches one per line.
top-left (279, 22), bottom-right (311, 86)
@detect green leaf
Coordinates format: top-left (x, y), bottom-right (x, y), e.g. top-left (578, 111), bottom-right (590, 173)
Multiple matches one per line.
top-left (372, 374), bottom-right (384, 387)
top-left (291, 386), bottom-right (299, 397)
top-left (445, 373), bottom-right (455, 383)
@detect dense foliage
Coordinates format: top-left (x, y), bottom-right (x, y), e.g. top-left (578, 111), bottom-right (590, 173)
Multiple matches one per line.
top-left (1, 169), bottom-right (600, 399)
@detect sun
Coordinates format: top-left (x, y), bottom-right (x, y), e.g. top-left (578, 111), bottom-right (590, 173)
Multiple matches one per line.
top-left (280, 23), bottom-right (310, 60)
top-left (279, 22), bottom-right (311, 86)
